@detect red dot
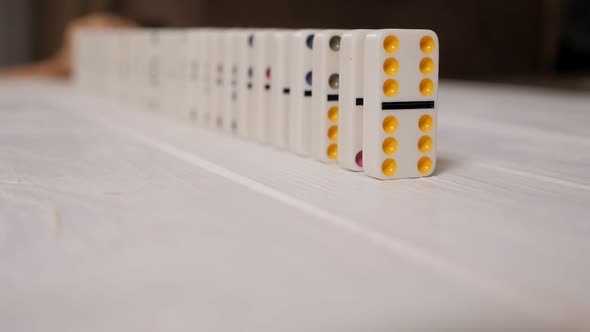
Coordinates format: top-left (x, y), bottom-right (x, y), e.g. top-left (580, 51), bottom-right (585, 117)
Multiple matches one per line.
top-left (355, 150), bottom-right (363, 167)
top-left (266, 67), bottom-right (271, 80)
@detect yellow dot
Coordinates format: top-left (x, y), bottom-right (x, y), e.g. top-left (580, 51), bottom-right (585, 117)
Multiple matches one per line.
top-left (418, 135), bottom-right (433, 153)
top-left (382, 137), bottom-right (398, 155)
top-left (382, 79), bottom-right (399, 97)
top-left (381, 158), bottom-right (397, 176)
top-left (420, 57), bottom-right (434, 75)
top-left (383, 35), bottom-right (399, 54)
top-left (417, 156), bottom-right (433, 175)
top-left (419, 78), bottom-right (434, 96)
top-left (328, 106), bottom-right (339, 123)
top-left (327, 125), bottom-right (338, 142)
top-left (382, 116), bottom-right (398, 134)
top-left (418, 114), bottom-right (433, 132)
top-left (327, 144), bottom-right (338, 160)
top-left (420, 36), bottom-right (435, 54)
top-left (383, 58), bottom-right (399, 76)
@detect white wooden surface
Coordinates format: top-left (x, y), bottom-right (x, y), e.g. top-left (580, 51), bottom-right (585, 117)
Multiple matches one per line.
top-left (0, 80), bottom-right (589, 332)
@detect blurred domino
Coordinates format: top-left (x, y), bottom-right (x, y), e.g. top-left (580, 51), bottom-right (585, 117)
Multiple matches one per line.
top-left (145, 29), bottom-right (162, 112)
top-left (207, 29), bottom-right (224, 129)
top-left (236, 29), bottom-right (253, 138)
top-left (116, 30), bottom-right (132, 103)
top-left (127, 29), bottom-right (143, 107)
top-left (311, 30), bottom-right (345, 162)
top-left (161, 29), bottom-right (188, 119)
top-left (363, 29), bottom-right (439, 179)
top-left (197, 28), bottom-right (212, 128)
top-left (269, 30), bottom-right (291, 149)
top-left (73, 30), bottom-right (91, 90)
top-left (289, 29), bottom-right (317, 156)
top-left (185, 29), bottom-right (202, 123)
top-left (252, 29), bottom-right (274, 144)
top-left (103, 30), bottom-right (118, 98)
top-left (114, 32), bottom-right (126, 99)
top-left (339, 30), bottom-right (370, 171)
top-left (221, 30), bottom-right (238, 133)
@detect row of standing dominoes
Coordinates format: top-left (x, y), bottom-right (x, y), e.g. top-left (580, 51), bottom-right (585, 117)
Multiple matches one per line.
top-left (74, 28), bottom-right (439, 180)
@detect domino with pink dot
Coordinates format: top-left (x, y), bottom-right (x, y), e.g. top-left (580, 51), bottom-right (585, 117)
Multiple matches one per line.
top-left (339, 30), bottom-right (370, 171)
top-left (251, 30), bottom-right (274, 144)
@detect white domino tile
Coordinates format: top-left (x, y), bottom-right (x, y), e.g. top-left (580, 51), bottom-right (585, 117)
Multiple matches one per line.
top-left (363, 29), bottom-right (439, 179)
top-left (251, 29), bottom-right (274, 144)
top-left (311, 30), bottom-right (346, 163)
top-left (288, 29), bottom-right (317, 156)
top-left (339, 30), bottom-right (370, 171)
top-left (206, 29), bottom-right (224, 129)
top-left (235, 29), bottom-right (253, 138)
top-left (269, 30), bottom-right (292, 149)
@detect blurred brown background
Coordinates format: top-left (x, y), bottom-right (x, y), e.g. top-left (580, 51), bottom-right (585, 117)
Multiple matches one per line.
top-left (1, 0), bottom-right (588, 84)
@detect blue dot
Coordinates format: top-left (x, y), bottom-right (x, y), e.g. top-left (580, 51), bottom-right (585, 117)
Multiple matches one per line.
top-left (306, 34), bottom-right (314, 49)
top-left (305, 71), bottom-right (312, 86)
top-left (248, 34), bottom-right (254, 47)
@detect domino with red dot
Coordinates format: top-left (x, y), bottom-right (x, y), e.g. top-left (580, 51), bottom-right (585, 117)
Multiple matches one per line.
top-left (251, 30), bottom-right (274, 144)
top-left (339, 30), bottom-right (370, 171)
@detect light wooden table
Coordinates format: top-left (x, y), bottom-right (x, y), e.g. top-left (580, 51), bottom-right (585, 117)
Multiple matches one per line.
top-left (1, 80), bottom-right (589, 331)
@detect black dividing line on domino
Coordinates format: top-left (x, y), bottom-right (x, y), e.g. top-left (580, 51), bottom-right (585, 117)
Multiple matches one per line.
top-left (381, 101), bottom-right (435, 110)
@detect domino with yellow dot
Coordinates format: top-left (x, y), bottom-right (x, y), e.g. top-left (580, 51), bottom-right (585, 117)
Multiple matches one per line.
top-left (362, 29), bottom-right (438, 180)
top-left (339, 30), bottom-right (370, 171)
top-left (311, 30), bottom-right (346, 162)
top-left (288, 29), bottom-right (318, 156)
